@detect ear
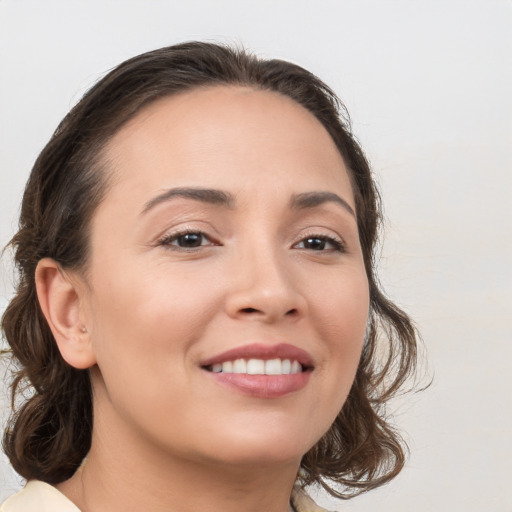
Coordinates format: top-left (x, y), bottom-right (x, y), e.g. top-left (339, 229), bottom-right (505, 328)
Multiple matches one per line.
top-left (35, 258), bottom-right (97, 369)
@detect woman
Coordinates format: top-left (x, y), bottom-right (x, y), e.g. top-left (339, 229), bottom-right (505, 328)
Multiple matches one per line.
top-left (1, 42), bottom-right (418, 512)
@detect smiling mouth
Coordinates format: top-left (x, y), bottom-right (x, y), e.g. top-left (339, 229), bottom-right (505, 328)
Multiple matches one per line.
top-left (203, 358), bottom-right (308, 375)
top-left (201, 344), bottom-right (314, 397)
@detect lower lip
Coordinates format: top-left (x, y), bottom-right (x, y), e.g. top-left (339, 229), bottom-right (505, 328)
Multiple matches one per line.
top-left (205, 371), bottom-right (311, 398)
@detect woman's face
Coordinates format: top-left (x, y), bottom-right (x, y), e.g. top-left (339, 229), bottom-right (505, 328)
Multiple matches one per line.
top-left (80, 86), bottom-right (369, 468)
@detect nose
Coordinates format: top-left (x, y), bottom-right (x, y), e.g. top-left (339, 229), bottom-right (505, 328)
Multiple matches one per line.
top-left (224, 246), bottom-right (307, 324)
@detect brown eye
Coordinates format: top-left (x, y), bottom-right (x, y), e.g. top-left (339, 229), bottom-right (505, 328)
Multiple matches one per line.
top-left (175, 233), bottom-right (204, 247)
top-left (302, 237), bottom-right (328, 250)
top-left (159, 231), bottom-right (214, 250)
top-left (295, 235), bottom-right (344, 252)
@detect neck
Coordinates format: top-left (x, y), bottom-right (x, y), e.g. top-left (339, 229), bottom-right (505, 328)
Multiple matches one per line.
top-left (57, 406), bottom-right (300, 512)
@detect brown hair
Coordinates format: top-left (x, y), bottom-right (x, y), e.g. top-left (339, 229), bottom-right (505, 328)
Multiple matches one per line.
top-left (2, 41), bottom-right (419, 498)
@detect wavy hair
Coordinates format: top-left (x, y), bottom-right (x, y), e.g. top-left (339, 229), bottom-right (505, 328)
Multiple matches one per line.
top-left (2, 41), bottom-right (419, 498)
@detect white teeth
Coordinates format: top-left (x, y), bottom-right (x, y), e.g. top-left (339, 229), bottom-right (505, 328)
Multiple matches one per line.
top-left (265, 358), bottom-right (282, 375)
top-left (247, 359), bottom-right (265, 374)
top-left (233, 359), bottom-right (247, 373)
top-left (209, 358), bottom-right (303, 375)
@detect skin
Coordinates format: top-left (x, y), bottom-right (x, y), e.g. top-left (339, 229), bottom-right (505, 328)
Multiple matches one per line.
top-left (36, 86), bottom-right (370, 512)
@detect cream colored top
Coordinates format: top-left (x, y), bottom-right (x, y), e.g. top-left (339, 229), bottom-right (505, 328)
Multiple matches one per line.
top-left (1, 480), bottom-right (331, 512)
top-left (1, 481), bottom-right (80, 512)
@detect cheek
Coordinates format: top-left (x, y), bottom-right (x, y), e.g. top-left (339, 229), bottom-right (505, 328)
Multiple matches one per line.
top-left (311, 266), bottom-right (369, 345)
top-left (87, 263), bottom-right (221, 379)
top-left (86, 266), bottom-right (223, 433)
top-left (309, 268), bottom-right (369, 400)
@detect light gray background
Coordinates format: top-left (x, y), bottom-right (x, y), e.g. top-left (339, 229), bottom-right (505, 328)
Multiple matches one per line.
top-left (1, 1), bottom-right (511, 510)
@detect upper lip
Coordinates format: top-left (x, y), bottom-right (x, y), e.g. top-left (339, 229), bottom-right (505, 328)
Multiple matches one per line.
top-left (201, 343), bottom-right (314, 369)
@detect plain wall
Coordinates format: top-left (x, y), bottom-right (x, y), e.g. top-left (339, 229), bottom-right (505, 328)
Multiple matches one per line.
top-left (1, 1), bottom-right (511, 510)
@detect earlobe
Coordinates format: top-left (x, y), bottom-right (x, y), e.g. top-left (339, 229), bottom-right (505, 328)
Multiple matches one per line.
top-left (35, 258), bottom-right (96, 369)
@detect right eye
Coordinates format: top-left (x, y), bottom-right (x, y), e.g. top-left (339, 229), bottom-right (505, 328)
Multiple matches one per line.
top-left (158, 231), bottom-right (215, 250)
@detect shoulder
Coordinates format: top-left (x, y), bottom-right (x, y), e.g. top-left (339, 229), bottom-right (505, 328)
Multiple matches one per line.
top-left (1, 480), bottom-right (81, 512)
top-left (291, 487), bottom-right (335, 512)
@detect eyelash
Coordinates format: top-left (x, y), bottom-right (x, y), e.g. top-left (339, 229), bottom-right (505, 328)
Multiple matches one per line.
top-left (157, 230), bottom-right (346, 253)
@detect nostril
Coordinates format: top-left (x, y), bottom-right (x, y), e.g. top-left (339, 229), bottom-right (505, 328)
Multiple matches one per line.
top-left (240, 307), bottom-right (298, 315)
top-left (241, 307), bottom-right (259, 314)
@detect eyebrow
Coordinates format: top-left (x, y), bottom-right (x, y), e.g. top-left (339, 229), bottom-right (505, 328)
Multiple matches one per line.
top-left (141, 187), bottom-right (235, 215)
top-left (290, 191), bottom-right (355, 217)
top-left (141, 187), bottom-right (355, 217)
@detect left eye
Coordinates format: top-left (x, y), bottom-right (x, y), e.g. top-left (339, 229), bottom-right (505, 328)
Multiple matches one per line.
top-left (295, 236), bottom-right (344, 252)
top-left (160, 231), bottom-right (212, 249)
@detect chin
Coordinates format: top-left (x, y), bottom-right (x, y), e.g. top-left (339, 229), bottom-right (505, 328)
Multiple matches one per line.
top-left (193, 427), bottom-right (315, 469)
top-left (208, 445), bottom-right (304, 469)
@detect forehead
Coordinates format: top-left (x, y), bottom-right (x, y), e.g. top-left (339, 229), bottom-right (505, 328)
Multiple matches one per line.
top-left (101, 85), bottom-right (353, 208)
